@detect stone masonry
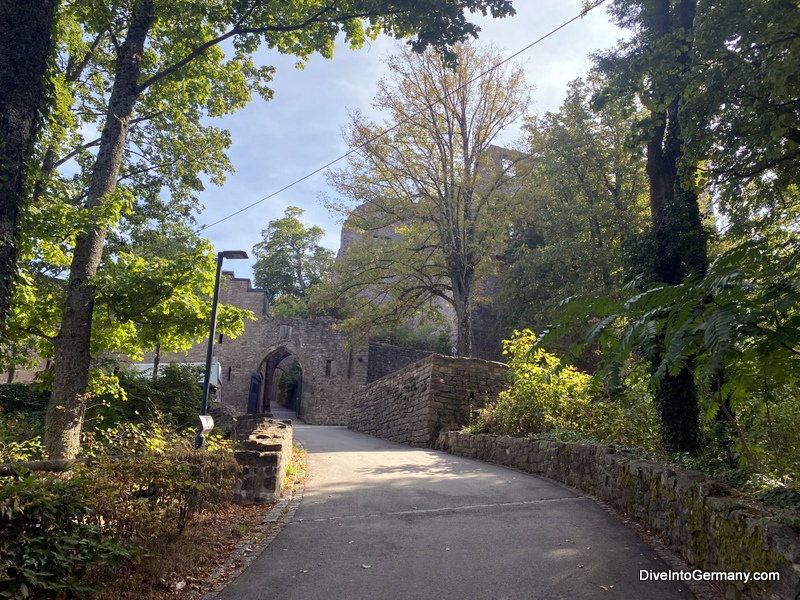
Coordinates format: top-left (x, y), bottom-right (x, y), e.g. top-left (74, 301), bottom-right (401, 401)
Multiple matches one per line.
top-left (147, 272), bottom-right (370, 425)
top-left (348, 354), bottom-right (508, 447)
top-left (436, 432), bottom-right (800, 600)
top-left (230, 414), bottom-right (292, 505)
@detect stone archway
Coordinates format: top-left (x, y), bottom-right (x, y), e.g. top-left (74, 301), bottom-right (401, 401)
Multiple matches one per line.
top-left (255, 346), bottom-right (307, 417)
top-left (220, 317), bottom-right (371, 424)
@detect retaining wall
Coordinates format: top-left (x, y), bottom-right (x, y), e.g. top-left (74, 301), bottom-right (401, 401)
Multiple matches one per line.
top-left (436, 431), bottom-right (800, 600)
top-left (348, 354), bottom-right (508, 447)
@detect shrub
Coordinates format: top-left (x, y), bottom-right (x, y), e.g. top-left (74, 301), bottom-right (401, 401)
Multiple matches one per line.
top-left (0, 471), bottom-right (136, 599)
top-left (0, 384), bottom-right (50, 416)
top-left (87, 445), bottom-right (240, 537)
top-left (0, 409), bottom-right (45, 462)
top-left (470, 330), bottom-right (661, 450)
top-left (88, 364), bottom-right (202, 432)
top-left (471, 330), bottom-right (595, 436)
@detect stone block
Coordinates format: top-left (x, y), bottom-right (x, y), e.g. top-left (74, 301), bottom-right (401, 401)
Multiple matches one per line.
top-left (232, 417), bottom-right (292, 505)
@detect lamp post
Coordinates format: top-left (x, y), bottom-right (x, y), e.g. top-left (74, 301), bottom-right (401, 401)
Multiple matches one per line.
top-left (195, 249), bottom-right (248, 450)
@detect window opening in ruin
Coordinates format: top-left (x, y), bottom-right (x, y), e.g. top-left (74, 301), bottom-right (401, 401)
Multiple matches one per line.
top-left (227, 366), bottom-right (232, 381)
top-left (325, 360), bottom-right (332, 376)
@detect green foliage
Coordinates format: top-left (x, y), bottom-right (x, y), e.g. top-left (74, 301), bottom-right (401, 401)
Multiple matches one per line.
top-left (541, 237), bottom-right (800, 477)
top-left (253, 206), bottom-right (334, 303)
top-left (474, 331), bottom-right (589, 433)
top-left (499, 76), bottom-right (650, 348)
top-left (88, 364), bottom-right (204, 432)
top-left (0, 384), bottom-right (49, 415)
top-left (326, 41), bottom-right (530, 356)
top-left (270, 294), bottom-right (312, 318)
top-left (95, 226), bottom-right (253, 361)
top-left (683, 0), bottom-right (800, 238)
top-left (0, 470), bottom-right (136, 599)
top-left (0, 433), bottom-right (238, 598)
top-left (0, 411), bottom-right (45, 463)
top-left (278, 361), bottom-right (302, 394)
top-left (372, 323), bottom-right (452, 354)
top-left (87, 446), bottom-right (239, 537)
top-left (471, 331), bottom-right (662, 450)
top-left (0, 385), bottom-right (48, 462)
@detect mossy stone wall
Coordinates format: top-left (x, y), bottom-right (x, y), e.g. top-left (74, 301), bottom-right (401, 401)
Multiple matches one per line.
top-left (436, 431), bottom-right (799, 600)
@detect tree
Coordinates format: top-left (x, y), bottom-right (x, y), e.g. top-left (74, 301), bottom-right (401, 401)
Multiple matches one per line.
top-left (0, 0), bottom-right (57, 332)
top-left (592, 0), bottom-right (710, 454)
top-left (94, 222), bottom-right (252, 379)
top-left (327, 41), bottom-right (531, 356)
top-left (252, 206), bottom-right (334, 305)
top-left (499, 76), bottom-right (650, 355)
top-left (682, 0), bottom-right (800, 240)
top-left (558, 237), bottom-right (800, 475)
top-left (37, 0), bottom-right (518, 459)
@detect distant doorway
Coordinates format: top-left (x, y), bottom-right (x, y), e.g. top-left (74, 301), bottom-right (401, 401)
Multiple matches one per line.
top-left (256, 347), bottom-right (304, 418)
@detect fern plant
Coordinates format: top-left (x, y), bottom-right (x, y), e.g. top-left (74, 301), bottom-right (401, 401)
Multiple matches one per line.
top-left (539, 237), bottom-right (800, 476)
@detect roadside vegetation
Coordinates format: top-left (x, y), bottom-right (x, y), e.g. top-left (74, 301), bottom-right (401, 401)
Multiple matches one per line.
top-left (0, 370), bottom-right (308, 599)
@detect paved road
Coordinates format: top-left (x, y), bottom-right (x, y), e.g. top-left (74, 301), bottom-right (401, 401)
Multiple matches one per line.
top-left (218, 410), bottom-right (696, 600)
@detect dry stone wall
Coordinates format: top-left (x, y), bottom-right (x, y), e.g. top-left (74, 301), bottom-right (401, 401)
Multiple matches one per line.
top-left (349, 354), bottom-right (508, 447)
top-left (436, 432), bottom-right (800, 600)
top-left (231, 415), bottom-right (292, 505)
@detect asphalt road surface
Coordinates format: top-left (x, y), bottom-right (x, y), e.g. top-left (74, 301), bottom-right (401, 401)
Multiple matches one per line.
top-left (217, 412), bottom-right (696, 600)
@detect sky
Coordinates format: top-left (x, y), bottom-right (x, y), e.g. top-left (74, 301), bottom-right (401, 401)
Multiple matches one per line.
top-left (195, 2), bottom-right (627, 280)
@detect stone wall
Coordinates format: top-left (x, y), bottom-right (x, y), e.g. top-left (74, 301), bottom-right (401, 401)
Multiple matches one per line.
top-left (349, 354), bottom-right (508, 447)
top-left (366, 342), bottom-right (431, 383)
top-left (146, 272), bottom-right (370, 425)
top-left (231, 415), bottom-right (292, 505)
top-left (436, 432), bottom-right (800, 600)
top-left (140, 272), bottom-right (468, 426)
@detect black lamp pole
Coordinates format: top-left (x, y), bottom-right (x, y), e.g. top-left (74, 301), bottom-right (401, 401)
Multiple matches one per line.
top-left (195, 250), bottom-right (248, 449)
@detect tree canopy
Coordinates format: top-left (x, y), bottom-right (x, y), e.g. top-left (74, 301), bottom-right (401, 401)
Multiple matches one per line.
top-left (499, 76), bottom-right (650, 359)
top-left (327, 41), bottom-right (531, 356)
top-left (9, 0), bottom-right (519, 459)
top-left (252, 206), bottom-right (334, 303)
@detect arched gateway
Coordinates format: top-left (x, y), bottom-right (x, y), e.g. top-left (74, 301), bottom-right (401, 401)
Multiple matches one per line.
top-left (211, 274), bottom-right (371, 424)
top-left (146, 272), bottom-right (432, 424)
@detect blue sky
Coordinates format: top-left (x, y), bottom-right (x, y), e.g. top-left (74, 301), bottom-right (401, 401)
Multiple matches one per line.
top-left (196, 2), bottom-right (626, 280)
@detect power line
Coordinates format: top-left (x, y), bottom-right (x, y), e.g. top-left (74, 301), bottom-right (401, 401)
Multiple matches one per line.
top-left (198, 0), bottom-right (608, 233)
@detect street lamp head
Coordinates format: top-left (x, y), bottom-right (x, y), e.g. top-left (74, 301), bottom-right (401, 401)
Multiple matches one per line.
top-left (219, 250), bottom-right (248, 260)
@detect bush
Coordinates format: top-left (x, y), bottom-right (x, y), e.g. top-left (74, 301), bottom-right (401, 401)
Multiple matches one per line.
top-left (0, 471), bottom-right (136, 599)
top-left (0, 384), bottom-right (50, 416)
top-left (0, 443), bottom-right (239, 598)
top-left (372, 323), bottom-right (451, 354)
top-left (470, 330), bottom-right (661, 450)
top-left (87, 445), bottom-right (240, 537)
top-left (0, 409), bottom-right (45, 463)
top-left (86, 364), bottom-right (202, 433)
top-left (471, 330), bottom-right (596, 436)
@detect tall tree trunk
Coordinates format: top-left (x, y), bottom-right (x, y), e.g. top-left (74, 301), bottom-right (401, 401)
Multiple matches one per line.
top-left (0, 0), bottom-right (57, 333)
top-left (645, 0), bottom-right (706, 455)
top-left (45, 0), bottom-right (156, 459)
top-left (449, 263), bottom-right (475, 357)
